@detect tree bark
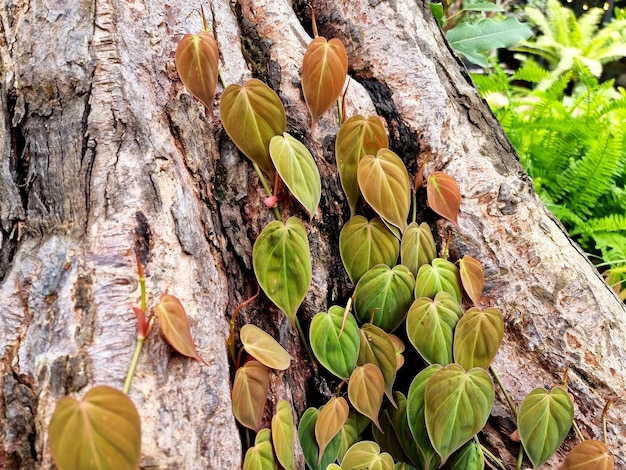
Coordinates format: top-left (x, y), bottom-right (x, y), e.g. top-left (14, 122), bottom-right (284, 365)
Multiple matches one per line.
top-left (1, 0), bottom-right (625, 469)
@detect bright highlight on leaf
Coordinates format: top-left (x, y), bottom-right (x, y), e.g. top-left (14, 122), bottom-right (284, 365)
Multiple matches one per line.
top-left (243, 428), bottom-right (277, 470)
top-left (253, 217), bottom-right (312, 323)
top-left (49, 385), bottom-right (141, 470)
top-left (232, 360), bottom-right (270, 431)
top-left (562, 439), bottom-right (614, 470)
top-left (316, 397), bottom-right (349, 465)
top-left (155, 293), bottom-right (208, 365)
top-left (302, 36), bottom-right (348, 123)
top-left (220, 79), bottom-right (286, 177)
top-left (271, 400), bottom-right (296, 470)
top-left (459, 255), bottom-right (485, 305)
top-left (426, 172), bottom-right (461, 227)
top-left (415, 258), bottom-right (462, 303)
top-left (348, 363), bottom-right (386, 432)
top-left (240, 324), bottom-right (292, 370)
top-left (341, 441), bottom-right (395, 470)
top-left (175, 32), bottom-right (219, 112)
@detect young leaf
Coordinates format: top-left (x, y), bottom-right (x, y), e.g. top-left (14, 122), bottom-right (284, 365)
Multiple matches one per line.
top-left (415, 258), bottom-right (462, 303)
top-left (406, 292), bottom-right (463, 365)
top-left (336, 115), bottom-right (389, 214)
top-left (358, 323), bottom-right (399, 406)
top-left (232, 360), bottom-right (270, 431)
top-left (353, 264), bottom-right (415, 332)
top-left (240, 324), bottom-right (293, 370)
top-left (220, 79), bottom-right (286, 177)
top-left (155, 293), bottom-right (208, 365)
top-left (445, 440), bottom-right (485, 470)
top-left (348, 363), bottom-right (385, 432)
top-left (561, 439), bottom-right (614, 469)
top-left (426, 172), bottom-right (461, 227)
top-left (271, 400), bottom-right (296, 470)
top-left (518, 386), bottom-right (574, 468)
top-left (310, 306), bottom-right (360, 380)
top-left (459, 255), bottom-right (485, 305)
top-left (388, 333), bottom-right (406, 371)
top-left (302, 36), bottom-right (348, 123)
top-left (453, 307), bottom-right (504, 370)
top-left (424, 364), bottom-right (494, 464)
top-left (401, 222), bottom-right (437, 277)
top-left (253, 217), bottom-right (312, 324)
top-left (270, 133), bottom-right (321, 217)
top-left (243, 428), bottom-right (277, 470)
top-left (298, 408), bottom-right (342, 470)
top-left (175, 32), bottom-right (219, 112)
top-left (49, 385), bottom-right (141, 470)
top-left (358, 149), bottom-right (411, 233)
top-left (341, 441), bottom-right (395, 470)
top-left (340, 216), bottom-right (400, 285)
top-left (316, 397), bottom-right (350, 465)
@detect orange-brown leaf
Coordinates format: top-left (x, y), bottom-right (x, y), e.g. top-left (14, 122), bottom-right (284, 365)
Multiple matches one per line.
top-left (315, 397), bottom-right (349, 465)
top-left (232, 361), bottom-right (270, 431)
top-left (426, 172), bottom-right (461, 226)
top-left (155, 293), bottom-right (208, 365)
top-left (302, 37), bottom-right (348, 123)
top-left (561, 440), bottom-right (614, 470)
top-left (459, 255), bottom-right (485, 305)
top-left (175, 32), bottom-right (219, 112)
top-left (348, 364), bottom-right (385, 432)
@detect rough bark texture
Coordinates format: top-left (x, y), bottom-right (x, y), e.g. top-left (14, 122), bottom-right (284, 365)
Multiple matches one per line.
top-left (1, 0), bottom-right (625, 469)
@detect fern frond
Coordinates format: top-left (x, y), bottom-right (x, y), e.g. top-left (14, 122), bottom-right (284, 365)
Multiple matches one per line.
top-left (572, 213), bottom-right (626, 236)
top-left (512, 59), bottom-right (550, 84)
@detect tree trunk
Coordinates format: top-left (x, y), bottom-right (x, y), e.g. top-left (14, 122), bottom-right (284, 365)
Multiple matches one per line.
top-left (1, 0), bottom-right (625, 469)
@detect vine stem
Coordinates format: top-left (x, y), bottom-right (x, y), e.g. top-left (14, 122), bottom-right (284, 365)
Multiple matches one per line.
top-left (516, 443), bottom-right (524, 470)
top-left (477, 437), bottom-right (506, 470)
top-left (228, 287), bottom-right (261, 365)
top-left (253, 163), bottom-right (281, 220)
top-left (490, 365), bottom-right (518, 419)
top-left (123, 339), bottom-right (145, 394)
top-left (124, 255), bottom-right (149, 394)
top-left (295, 316), bottom-right (318, 375)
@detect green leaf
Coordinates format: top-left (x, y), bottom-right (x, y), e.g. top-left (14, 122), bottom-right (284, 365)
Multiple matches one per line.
top-left (358, 324), bottom-right (399, 405)
top-left (406, 292), bottom-right (463, 365)
top-left (338, 414), bottom-right (360, 462)
top-left (220, 79), bottom-right (286, 177)
top-left (348, 364), bottom-right (386, 432)
top-left (388, 392), bottom-right (428, 467)
top-left (271, 400), bottom-right (296, 470)
top-left (316, 397), bottom-right (350, 465)
top-left (424, 364), bottom-right (494, 464)
top-left (354, 264), bottom-right (415, 332)
top-left (426, 172), bottom-right (461, 227)
top-left (341, 441), bottom-right (394, 470)
top-left (453, 307), bottom-right (504, 370)
top-left (459, 255), bottom-right (485, 306)
top-left (518, 386), bottom-right (574, 468)
top-left (415, 258), bottom-right (462, 303)
top-left (298, 408), bottom-right (342, 470)
top-left (243, 429), bottom-right (277, 470)
top-left (358, 149), bottom-right (411, 233)
top-left (561, 439), bottom-right (614, 470)
top-left (462, 2), bottom-right (504, 12)
top-left (232, 360), bottom-right (270, 431)
top-left (310, 306), bottom-right (360, 380)
top-left (253, 217), bottom-right (311, 323)
top-left (430, 2), bottom-right (445, 27)
top-left (446, 17), bottom-right (533, 67)
top-left (302, 36), bottom-right (348, 123)
top-left (340, 216), bottom-right (400, 284)
top-left (175, 32), bottom-right (219, 112)
top-left (49, 385), bottom-right (141, 470)
top-left (401, 222), bottom-right (437, 277)
top-left (444, 440), bottom-right (484, 470)
top-left (270, 133), bottom-right (321, 217)
top-left (336, 115), bottom-right (388, 214)
top-left (373, 407), bottom-right (411, 464)
top-left (241, 324), bottom-right (293, 370)
top-left (406, 365), bottom-right (443, 470)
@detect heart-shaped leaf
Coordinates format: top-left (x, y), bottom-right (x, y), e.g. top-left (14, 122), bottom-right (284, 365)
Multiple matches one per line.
top-left (387, 392), bottom-right (427, 467)
top-left (270, 133), bottom-right (321, 217)
top-left (220, 79), bottom-right (286, 177)
top-left (348, 364), bottom-right (385, 432)
top-left (338, 414), bottom-right (360, 462)
top-left (459, 255), bottom-right (485, 305)
top-left (298, 407), bottom-right (342, 470)
top-left (316, 397), bottom-right (350, 465)
top-left (518, 386), bottom-right (574, 468)
top-left (310, 306), bottom-right (360, 380)
top-left (340, 216), bottom-right (399, 284)
top-left (302, 36), bottom-right (348, 123)
top-left (424, 364), bottom-right (494, 464)
top-left (49, 385), bottom-right (141, 470)
top-left (336, 115), bottom-right (389, 214)
top-left (561, 440), bottom-right (614, 470)
top-left (426, 172), bottom-right (461, 226)
top-left (175, 32), bottom-right (219, 112)
top-left (241, 324), bottom-right (292, 370)
top-left (373, 407), bottom-right (411, 463)
top-left (388, 333), bottom-right (406, 371)
top-left (415, 258), bottom-right (462, 303)
top-left (401, 222), bottom-right (437, 277)
top-left (243, 428), bottom-right (277, 470)
top-left (354, 264), bottom-right (415, 332)
top-left (406, 292), bottom-right (463, 365)
top-left (341, 441), bottom-right (394, 470)
top-left (232, 360), bottom-right (270, 431)
top-left (358, 323), bottom-right (399, 406)
top-left (358, 149), bottom-right (411, 233)
top-left (253, 217), bottom-right (311, 323)
top-left (271, 400), bottom-right (296, 470)
top-left (406, 365), bottom-right (443, 470)
top-left (453, 307), bottom-right (504, 370)
top-left (445, 440), bottom-right (484, 470)
top-left (155, 293), bottom-right (208, 365)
